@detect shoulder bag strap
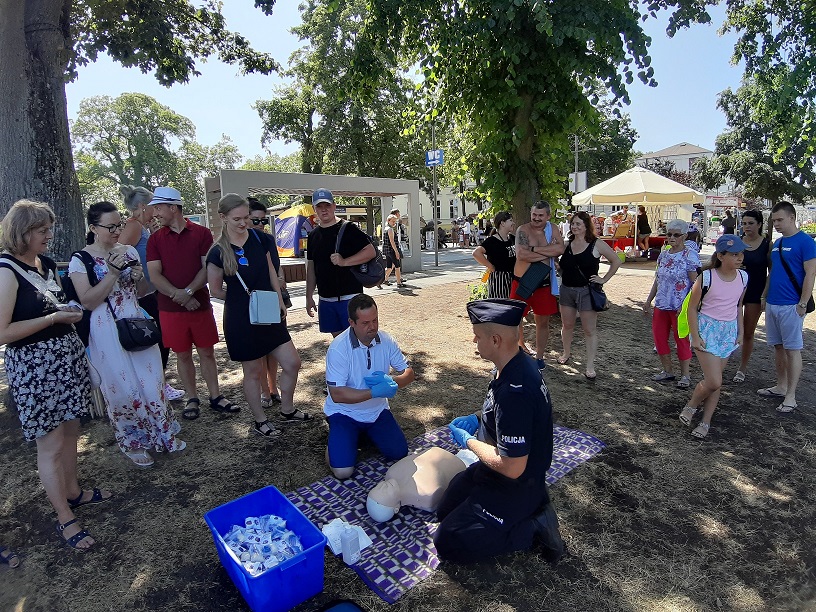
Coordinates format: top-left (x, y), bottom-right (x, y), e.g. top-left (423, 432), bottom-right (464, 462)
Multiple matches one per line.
top-left (334, 220), bottom-right (347, 254)
top-left (776, 238), bottom-right (804, 295)
top-left (235, 270), bottom-right (252, 296)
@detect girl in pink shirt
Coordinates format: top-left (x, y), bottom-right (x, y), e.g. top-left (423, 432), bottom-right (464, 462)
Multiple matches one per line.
top-left (679, 235), bottom-right (748, 438)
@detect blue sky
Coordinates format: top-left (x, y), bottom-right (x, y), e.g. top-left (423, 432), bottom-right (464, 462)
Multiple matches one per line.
top-left (65, 3), bottom-right (743, 160)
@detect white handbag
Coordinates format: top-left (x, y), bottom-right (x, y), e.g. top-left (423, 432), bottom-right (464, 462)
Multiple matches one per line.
top-left (236, 271), bottom-right (280, 325)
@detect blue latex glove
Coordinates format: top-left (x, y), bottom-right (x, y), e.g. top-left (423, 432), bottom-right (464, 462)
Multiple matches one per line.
top-left (364, 371), bottom-right (387, 388)
top-left (451, 415), bottom-right (479, 435)
top-left (370, 378), bottom-right (398, 399)
top-left (449, 423), bottom-right (475, 448)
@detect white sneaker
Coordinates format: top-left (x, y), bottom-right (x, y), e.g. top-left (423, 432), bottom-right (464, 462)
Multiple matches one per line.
top-left (164, 384), bottom-right (184, 401)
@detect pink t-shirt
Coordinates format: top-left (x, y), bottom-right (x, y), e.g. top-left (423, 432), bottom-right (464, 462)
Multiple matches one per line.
top-left (700, 269), bottom-right (747, 321)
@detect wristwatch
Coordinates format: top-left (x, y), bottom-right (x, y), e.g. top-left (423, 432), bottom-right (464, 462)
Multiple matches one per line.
top-left (798, 302), bottom-right (807, 308)
top-left (184, 288), bottom-right (193, 296)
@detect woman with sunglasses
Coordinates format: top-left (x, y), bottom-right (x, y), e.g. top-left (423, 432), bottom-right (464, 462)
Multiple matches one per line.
top-left (643, 219), bottom-right (701, 388)
top-left (248, 197), bottom-right (287, 408)
top-left (70, 201), bottom-right (184, 468)
top-left (207, 194), bottom-right (307, 438)
top-left (732, 209), bottom-right (770, 382)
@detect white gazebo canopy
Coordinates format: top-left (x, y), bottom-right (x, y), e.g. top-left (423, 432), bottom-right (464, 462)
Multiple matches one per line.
top-left (572, 166), bottom-right (705, 206)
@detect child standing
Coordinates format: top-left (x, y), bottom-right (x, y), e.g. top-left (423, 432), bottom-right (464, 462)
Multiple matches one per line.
top-left (679, 235), bottom-right (748, 438)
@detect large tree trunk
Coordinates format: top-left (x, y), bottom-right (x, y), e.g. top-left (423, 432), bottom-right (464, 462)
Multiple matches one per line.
top-left (0, 0), bottom-right (84, 260)
top-left (509, 94), bottom-right (539, 223)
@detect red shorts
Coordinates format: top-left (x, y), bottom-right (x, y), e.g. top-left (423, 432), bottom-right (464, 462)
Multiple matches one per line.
top-left (509, 280), bottom-right (559, 317)
top-left (159, 309), bottom-right (220, 353)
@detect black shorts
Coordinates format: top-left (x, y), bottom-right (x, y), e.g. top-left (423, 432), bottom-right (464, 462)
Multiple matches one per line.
top-left (386, 253), bottom-right (402, 269)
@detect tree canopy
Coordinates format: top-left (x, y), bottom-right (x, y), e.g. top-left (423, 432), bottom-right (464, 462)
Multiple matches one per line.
top-left (695, 78), bottom-right (815, 203)
top-left (0, 0), bottom-right (280, 256)
top-left (72, 93), bottom-right (241, 213)
top-left (348, 0), bottom-right (705, 220)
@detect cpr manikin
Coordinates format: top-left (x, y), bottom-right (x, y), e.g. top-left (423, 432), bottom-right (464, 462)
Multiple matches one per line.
top-left (366, 447), bottom-right (469, 522)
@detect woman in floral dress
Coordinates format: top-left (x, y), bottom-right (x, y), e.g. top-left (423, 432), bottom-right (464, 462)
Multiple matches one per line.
top-left (70, 201), bottom-right (184, 468)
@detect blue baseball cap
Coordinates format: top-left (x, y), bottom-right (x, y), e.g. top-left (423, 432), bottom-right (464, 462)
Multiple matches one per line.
top-left (467, 299), bottom-right (527, 327)
top-left (715, 234), bottom-right (746, 253)
top-left (312, 188), bottom-right (334, 205)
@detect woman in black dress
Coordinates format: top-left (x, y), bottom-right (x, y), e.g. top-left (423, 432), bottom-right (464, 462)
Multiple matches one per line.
top-left (0, 199), bottom-right (111, 551)
top-left (733, 209), bottom-right (770, 382)
top-left (637, 206), bottom-right (652, 255)
top-left (207, 194), bottom-right (307, 438)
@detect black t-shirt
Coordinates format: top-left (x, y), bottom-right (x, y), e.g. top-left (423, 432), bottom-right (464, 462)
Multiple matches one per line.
top-left (307, 221), bottom-right (370, 298)
top-left (481, 234), bottom-right (516, 273)
top-left (637, 213), bottom-right (652, 235)
top-left (0, 254), bottom-right (73, 348)
top-left (478, 350), bottom-right (553, 484)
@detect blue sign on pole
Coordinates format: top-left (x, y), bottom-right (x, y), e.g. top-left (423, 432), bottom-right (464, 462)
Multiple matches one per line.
top-left (425, 149), bottom-right (444, 167)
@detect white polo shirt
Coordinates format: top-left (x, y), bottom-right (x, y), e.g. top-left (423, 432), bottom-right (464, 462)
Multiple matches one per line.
top-left (323, 328), bottom-right (409, 423)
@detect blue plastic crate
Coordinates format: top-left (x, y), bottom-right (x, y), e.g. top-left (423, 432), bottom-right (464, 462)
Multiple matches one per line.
top-left (204, 485), bottom-right (327, 612)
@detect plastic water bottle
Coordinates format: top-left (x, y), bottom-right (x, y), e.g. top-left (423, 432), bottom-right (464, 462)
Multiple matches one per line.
top-left (340, 525), bottom-right (360, 565)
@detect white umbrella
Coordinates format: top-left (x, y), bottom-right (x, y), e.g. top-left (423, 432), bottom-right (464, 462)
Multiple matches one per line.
top-left (572, 166), bottom-right (704, 206)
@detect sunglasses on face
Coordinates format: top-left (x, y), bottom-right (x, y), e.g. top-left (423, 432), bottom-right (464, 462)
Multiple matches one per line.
top-left (251, 218), bottom-right (269, 226)
top-left (667, 232), bottom-right (685, 238)
top-left (235, 247), bottom-right (249, 266)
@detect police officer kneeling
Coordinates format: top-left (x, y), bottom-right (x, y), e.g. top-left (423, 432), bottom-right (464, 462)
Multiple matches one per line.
top-left (434, 298), bottom-right (565, 563)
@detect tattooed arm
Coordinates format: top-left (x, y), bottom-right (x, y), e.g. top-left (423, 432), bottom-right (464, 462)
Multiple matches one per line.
top-left (514, 227), bottom-right (548, 262)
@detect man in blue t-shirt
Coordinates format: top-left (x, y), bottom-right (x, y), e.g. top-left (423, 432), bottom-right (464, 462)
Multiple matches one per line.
top-left (758, 201), bottom-right (816, 413)
top-left (434, 298), bottom-right (565, 563)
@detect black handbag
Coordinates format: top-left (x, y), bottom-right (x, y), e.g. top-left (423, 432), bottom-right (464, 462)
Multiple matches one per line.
top-left (335, 221), bottom-right (386, 288)
top-left (107, 300), bottom-right (161, 351)
top-left (777, 239), bottom-right (815, 313)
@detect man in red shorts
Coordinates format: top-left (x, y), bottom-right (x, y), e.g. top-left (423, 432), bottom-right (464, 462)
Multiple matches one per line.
top-left (510, 200), bottom-right (565, 370)
top-left (146, 187), bottom-right (237, 420)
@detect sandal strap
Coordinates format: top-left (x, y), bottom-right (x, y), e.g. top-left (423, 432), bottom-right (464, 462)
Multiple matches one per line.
top-left (58, 518), bottom-right (79, 532)
top-left (66, 529), bottom-right (91, 548)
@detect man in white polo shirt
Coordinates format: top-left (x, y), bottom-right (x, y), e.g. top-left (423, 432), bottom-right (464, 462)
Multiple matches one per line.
top-left (324, 293), bottom-right (415, 479)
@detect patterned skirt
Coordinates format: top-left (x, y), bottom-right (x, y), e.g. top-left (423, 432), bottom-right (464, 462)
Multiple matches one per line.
top-left (5, 333), bottom-right (91, 441)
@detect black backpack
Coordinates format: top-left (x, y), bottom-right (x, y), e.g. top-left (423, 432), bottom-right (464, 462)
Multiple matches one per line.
top-left (60, 251), bottom-right (98, 347)
top-left (334, 221), bottom-right (386, 288)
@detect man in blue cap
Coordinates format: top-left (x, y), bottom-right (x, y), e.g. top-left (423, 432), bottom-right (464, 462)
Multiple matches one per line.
top-left (306, 188), bottom-right (376, 337)
top-left (434, 298), bottom-right (565, 562)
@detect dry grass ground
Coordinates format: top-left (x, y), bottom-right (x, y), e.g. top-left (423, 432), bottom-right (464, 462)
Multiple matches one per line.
top-left (1, 269), bottom-right (814, 612)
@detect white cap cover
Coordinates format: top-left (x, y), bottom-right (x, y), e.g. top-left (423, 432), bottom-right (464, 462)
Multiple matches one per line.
top-left (366, 496), bottom-right (397, 523)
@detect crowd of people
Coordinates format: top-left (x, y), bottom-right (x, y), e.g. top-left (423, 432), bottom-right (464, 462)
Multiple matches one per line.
top-left (0, 189), bottom-right (812, 568)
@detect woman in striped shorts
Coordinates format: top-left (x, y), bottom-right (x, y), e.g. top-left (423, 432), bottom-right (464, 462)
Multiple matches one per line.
top-left (473, 211), bottom-right (516, 299)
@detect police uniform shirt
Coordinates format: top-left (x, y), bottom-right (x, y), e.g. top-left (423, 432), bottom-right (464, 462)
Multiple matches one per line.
top-left (478, 349), bottom-right (553, 483)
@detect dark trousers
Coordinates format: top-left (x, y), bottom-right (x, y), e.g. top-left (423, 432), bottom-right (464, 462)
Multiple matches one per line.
top-left (433, 463), bottom-right (548, 563)
top-left (138, 292), bottom-right (170, 370)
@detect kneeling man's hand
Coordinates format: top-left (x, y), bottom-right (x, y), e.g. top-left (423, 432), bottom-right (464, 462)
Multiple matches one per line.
top-left (364, 371), bottom-right (388, 387)
top-left (371, 379), bottom-right (398, 399)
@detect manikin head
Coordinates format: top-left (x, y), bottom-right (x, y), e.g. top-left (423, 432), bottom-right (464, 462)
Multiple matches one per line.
top-left (366, 478), bottom-right (402, 522)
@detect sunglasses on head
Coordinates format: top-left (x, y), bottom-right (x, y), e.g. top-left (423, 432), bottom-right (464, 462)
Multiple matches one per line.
top-left (667, 232), bottom-right (685, 238)
top-left (235, 247), bottom-right (248, 266)
top-left (251, 218), bottom-right (269, 226)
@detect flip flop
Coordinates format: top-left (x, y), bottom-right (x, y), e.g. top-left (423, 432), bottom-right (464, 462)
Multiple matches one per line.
top-left (776, 402), bottom-right (797, 413)
top-left (732, 371), bottom-right (746, 383)
top-left (691, 422), bottom-right (710, 439)
top-left (67, 488), bottom-right (112, 510)
top-left (0, 546), bottom-right (20, 568)
top-left (557, 355), bottom-right (571, 365)
top-left (757, 387), bottom-right (785, 398)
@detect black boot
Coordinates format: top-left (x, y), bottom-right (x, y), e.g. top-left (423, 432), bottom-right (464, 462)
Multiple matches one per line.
top-left (532, 502), bottom-right (565, 563)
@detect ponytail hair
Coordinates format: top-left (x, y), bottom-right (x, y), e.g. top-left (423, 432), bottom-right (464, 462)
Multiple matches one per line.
top-left (209, 193), bottom-right (248, 276)
top-left (120, 185), bottom-right (153, 213)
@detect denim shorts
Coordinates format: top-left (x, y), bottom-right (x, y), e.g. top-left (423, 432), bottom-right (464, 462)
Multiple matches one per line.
top-left (765, 303), bottom-right (805, 350)
top-left (698, 313), bottom-right (738, 359)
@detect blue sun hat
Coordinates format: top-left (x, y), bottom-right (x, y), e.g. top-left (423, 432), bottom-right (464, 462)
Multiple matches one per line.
top-left (715, 235), bottom-right (746, 253)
